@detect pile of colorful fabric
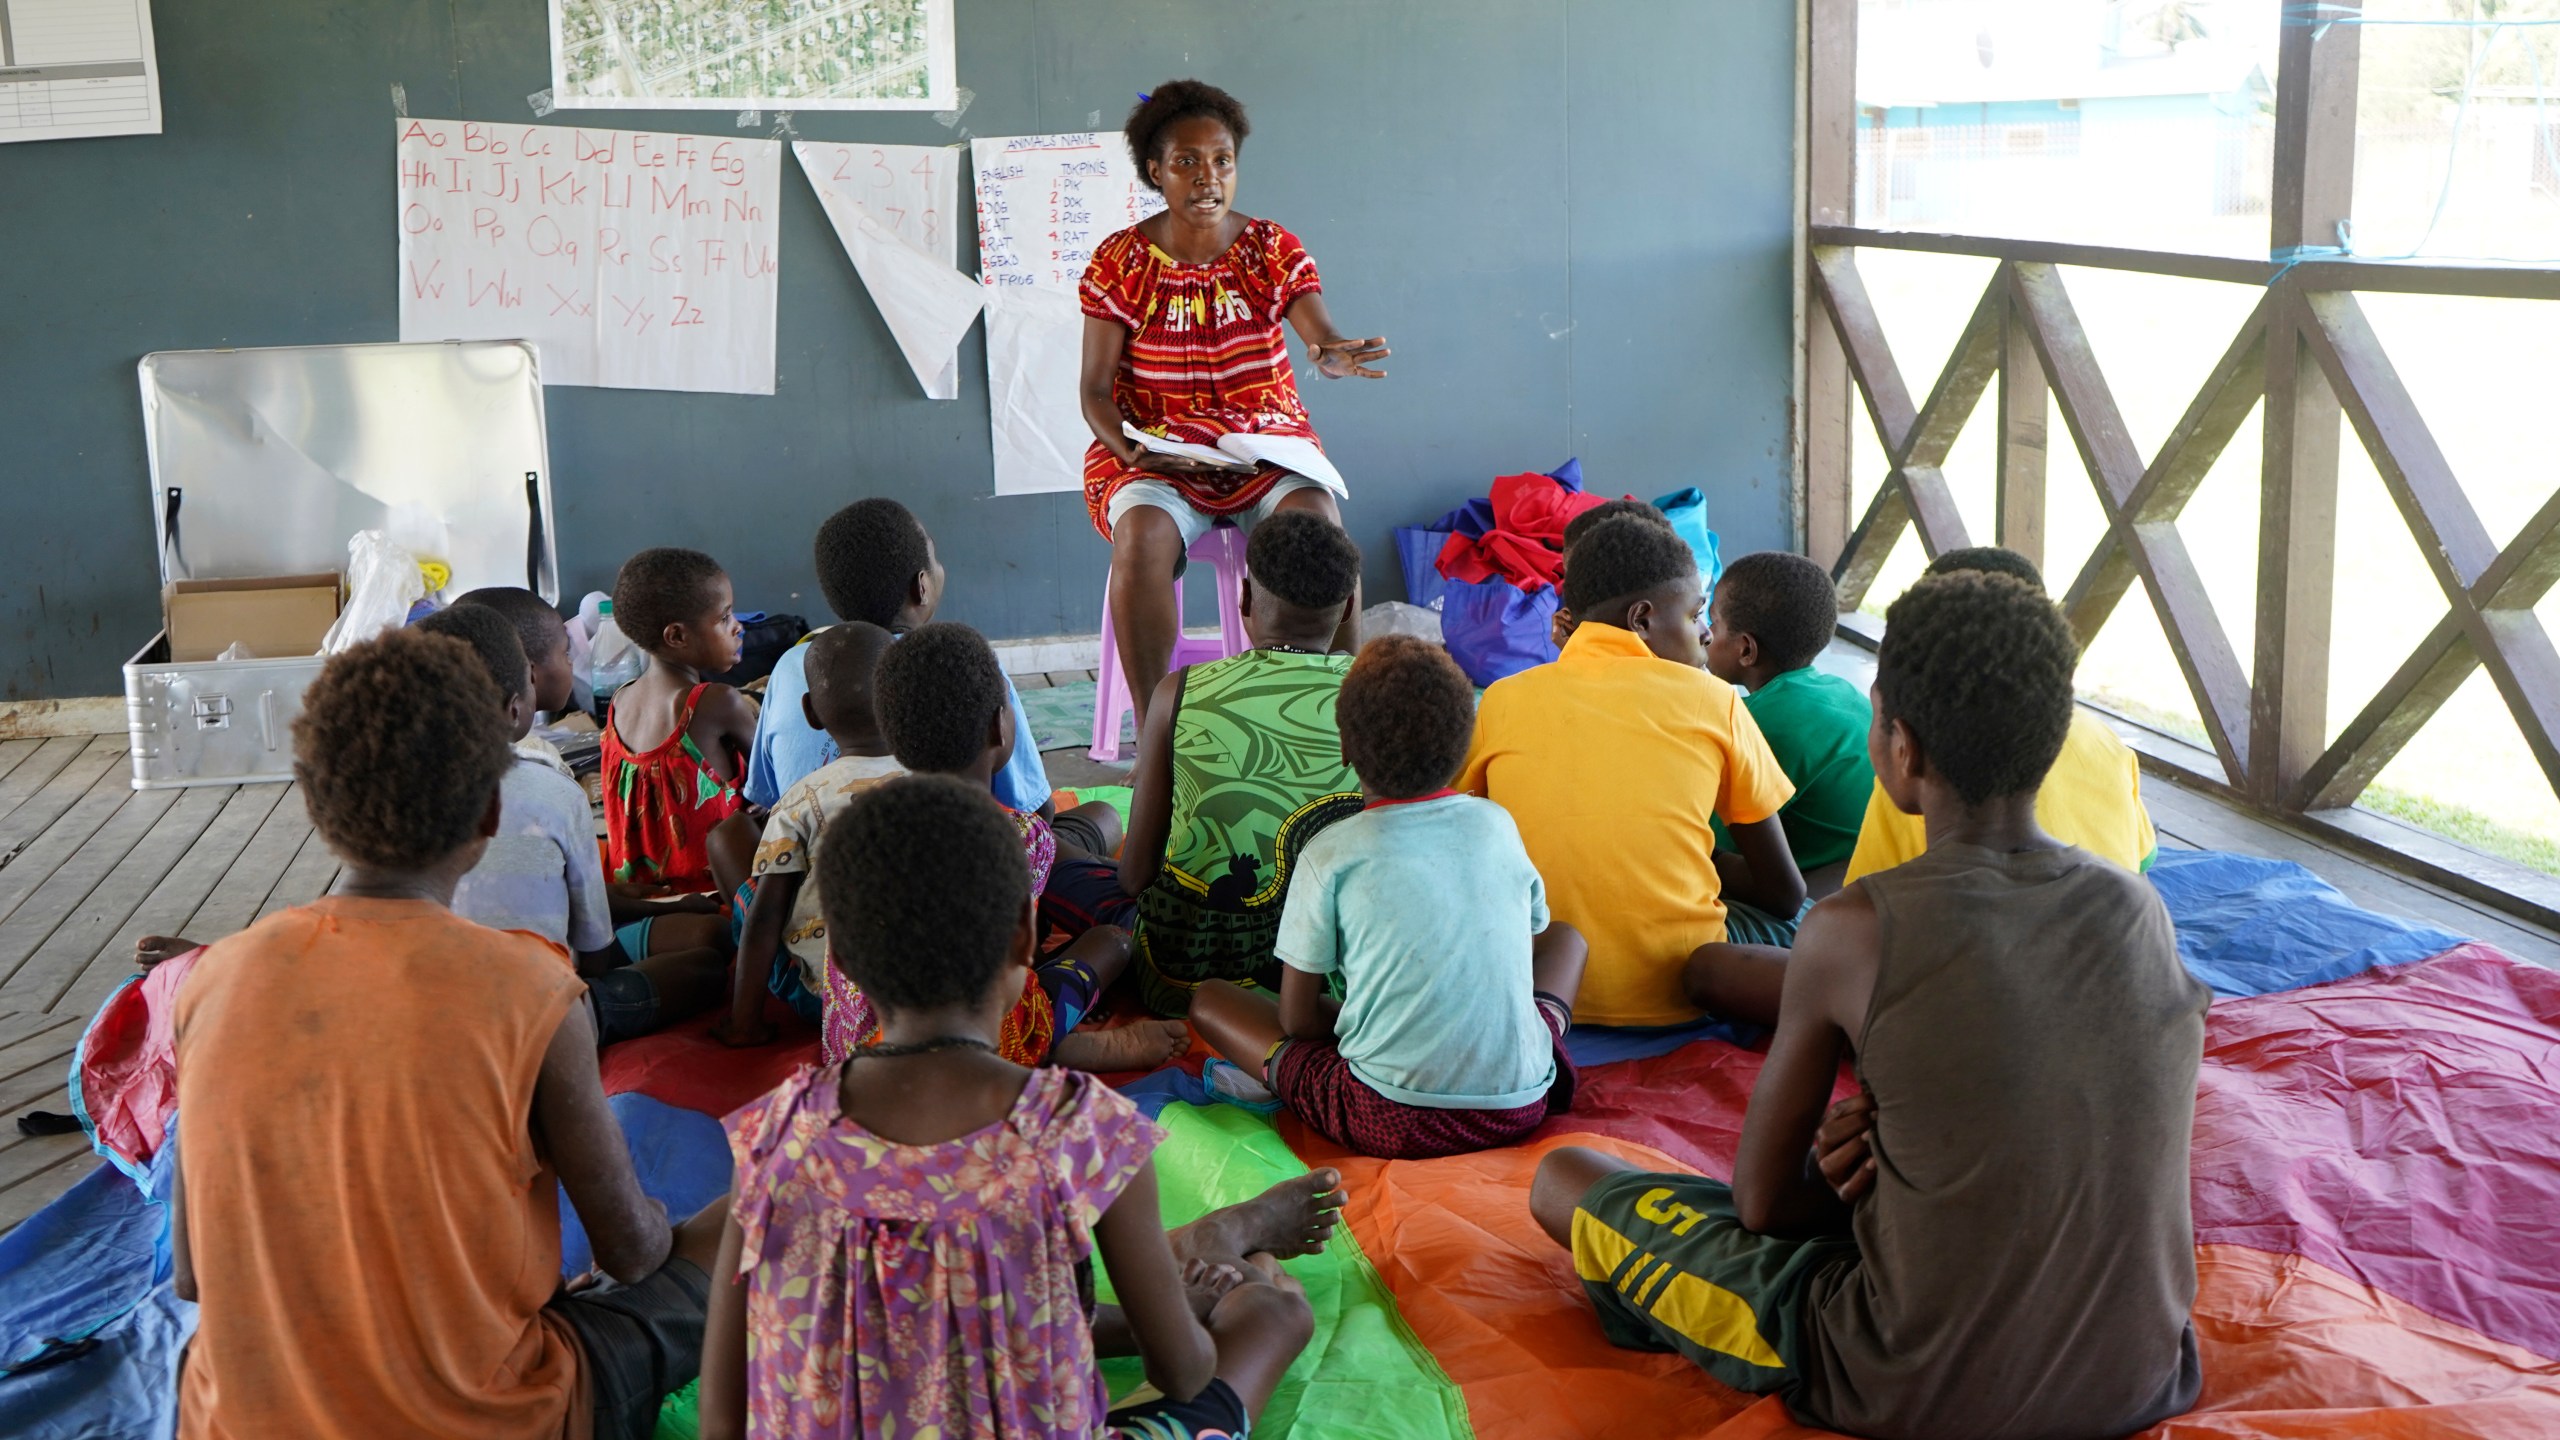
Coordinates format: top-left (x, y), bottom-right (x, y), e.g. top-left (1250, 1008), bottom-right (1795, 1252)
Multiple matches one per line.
top-left (5, 849), bottom-right (2557, 1438)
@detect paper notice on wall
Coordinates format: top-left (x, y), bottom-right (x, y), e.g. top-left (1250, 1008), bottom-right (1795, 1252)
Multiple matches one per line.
top-left (396, 119), bottom-right (782, 395)
top-left (970, 133), bottom-right (1163, 496)
top-left (0, 0), bottom-right (163, 144)
top-left (794, 140), bottom-right (978, 398)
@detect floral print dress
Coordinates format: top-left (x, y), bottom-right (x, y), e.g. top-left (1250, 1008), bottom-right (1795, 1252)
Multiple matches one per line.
top-left (601, 682), bottom-right (745, 893)
top-left (723, 1063), bottom-right (1164, 1439)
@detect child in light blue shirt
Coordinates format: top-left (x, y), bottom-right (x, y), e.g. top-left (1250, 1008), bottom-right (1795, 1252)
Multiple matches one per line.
top-left (1189, 635), bottom-right (1587, 1159)
top-left (742, 499), bottom-right (1048, 814)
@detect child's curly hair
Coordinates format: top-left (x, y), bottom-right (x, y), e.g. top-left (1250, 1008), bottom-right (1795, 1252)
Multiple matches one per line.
top-left (1338, 635), bottom-right (1476, 799)
top-left (816, 775), bottom-right (1030, 1012)
top-left (876, 622), bottom-right (1008, 774)
top-left (452, 586), bottom-right (568, 665)
top-left (1714, 551), bottom-right (1840, 674)
top-left (1125, 79), bottom-right (1250, 187)
top-left (1561, 515), bottom-right (1696, 615)
top-left (413, 603), bottom-right (530, 704)
top-left (1876, 572), bottom-right (2078, 804)
top-left (813, 499), bottom-right (933, 627)
top-left (293, 628), bottom-right (512, 871)
top-left (611, 547), bottom-right (727, 656)
top-left (1246, 511), bottom-right (1361, 611)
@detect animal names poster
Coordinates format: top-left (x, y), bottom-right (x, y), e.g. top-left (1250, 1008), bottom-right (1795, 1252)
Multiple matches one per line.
top-left (396, 118), bottom-right (783, 395)
top-left (970, 133), bottom-right (1163, 496)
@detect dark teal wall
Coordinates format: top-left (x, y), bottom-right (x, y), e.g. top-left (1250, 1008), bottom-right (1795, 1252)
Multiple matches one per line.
top-left (0, 0), bottom-right (1796, 698)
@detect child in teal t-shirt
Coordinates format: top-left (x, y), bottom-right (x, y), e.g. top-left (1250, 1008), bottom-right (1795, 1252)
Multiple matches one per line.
top-left (1187, 636), bottom-right (1588, 1161)
top-left (1705, 552), bottom-right (1875, 884)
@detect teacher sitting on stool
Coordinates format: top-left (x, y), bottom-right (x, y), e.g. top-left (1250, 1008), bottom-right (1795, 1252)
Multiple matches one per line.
top-left (1078, 78), bottom-right (1389, 731)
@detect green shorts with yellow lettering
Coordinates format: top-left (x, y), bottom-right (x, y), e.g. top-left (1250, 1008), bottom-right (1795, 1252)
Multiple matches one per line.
top-left (1571, 1170), bottom-right (1857, 1395)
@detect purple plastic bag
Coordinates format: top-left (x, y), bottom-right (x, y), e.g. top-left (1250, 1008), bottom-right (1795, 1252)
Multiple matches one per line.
top-left (1440, 576), bottom-right (1560, 687)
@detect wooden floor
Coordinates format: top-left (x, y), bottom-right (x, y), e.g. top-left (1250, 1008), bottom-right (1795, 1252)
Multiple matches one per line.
top-left (0, 666), bottom-right (2553, 1233)
top-left (0, 733), bottom-right (347, 1231)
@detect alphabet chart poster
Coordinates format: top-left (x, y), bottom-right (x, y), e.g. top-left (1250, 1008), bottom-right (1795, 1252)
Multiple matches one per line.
top-left (396, 119), bottom-right (783, 395)
top-left (970, 133), bottom-right (1162, 496)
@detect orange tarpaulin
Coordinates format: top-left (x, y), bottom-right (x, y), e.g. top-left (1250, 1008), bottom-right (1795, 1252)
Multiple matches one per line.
top-left (1311, 1131), bottom-right (2560, 1440)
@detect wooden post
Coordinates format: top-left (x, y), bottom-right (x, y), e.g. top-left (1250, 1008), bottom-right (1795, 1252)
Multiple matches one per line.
top-left (1803, 0), bottom-right (1856, 568)
top-left (1996, 289), bottom-right (2048, 573)
top-left (2251, 4), bottom-right (2359, 807)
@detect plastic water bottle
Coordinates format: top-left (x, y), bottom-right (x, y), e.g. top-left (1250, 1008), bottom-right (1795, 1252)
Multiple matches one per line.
top-left (587, 600), bottom-right (647, 698)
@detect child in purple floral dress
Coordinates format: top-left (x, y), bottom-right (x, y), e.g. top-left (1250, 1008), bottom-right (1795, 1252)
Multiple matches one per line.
top-left (698, 775), bottom-right (1317, 1440)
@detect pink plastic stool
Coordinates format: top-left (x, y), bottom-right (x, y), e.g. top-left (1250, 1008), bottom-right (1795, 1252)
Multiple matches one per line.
top-left (1090, 524), bottom-right (1251, 762)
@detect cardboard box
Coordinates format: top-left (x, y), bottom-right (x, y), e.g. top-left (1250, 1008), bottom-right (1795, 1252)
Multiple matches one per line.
top-left (164, 574), bottom-right (342, 663)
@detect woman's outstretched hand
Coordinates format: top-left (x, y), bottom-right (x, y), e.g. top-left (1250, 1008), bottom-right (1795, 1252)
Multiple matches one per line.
top-left (1309, 335), bottom-right (1391, 379)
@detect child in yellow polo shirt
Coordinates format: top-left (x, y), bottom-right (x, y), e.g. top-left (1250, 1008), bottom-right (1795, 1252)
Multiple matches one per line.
top-left (1840, 547), bottom-right (2155, 885)
top-left (1459, 515), bottom-right (1804, 1028)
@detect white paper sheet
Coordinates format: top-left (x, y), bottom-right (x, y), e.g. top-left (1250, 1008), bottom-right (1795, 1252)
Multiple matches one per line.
top-left (970, 133), bottom-right (1164, 496)
top-left (0, 0), bottom-right (163, 145)
top-left (549, 0), bottom-right (954, 111)
top-left (396, 119), bottom-right (783, 396)
top-left (794, 140), bottom-right (978, 398)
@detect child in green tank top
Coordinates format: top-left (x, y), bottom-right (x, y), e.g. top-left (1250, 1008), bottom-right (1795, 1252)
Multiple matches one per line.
top-left (1056, 512), bottom-right (1365, 1016)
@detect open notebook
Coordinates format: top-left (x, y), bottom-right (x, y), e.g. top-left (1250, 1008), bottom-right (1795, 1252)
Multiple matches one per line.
top-left (1123, 424), bottom-right (1348, 494)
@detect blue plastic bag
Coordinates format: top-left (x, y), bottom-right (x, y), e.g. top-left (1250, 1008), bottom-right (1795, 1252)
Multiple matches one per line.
top-left (1652, 487), bottom-right (1722, 599)
top-left (1396, 526), bottom-right (1454, 609)
top-left (1440, 576), bottom-right (1560, 687)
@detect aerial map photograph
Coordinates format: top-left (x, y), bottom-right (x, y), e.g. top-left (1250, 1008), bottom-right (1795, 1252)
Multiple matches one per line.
top-left (554, 0), bottom-right (947, 107)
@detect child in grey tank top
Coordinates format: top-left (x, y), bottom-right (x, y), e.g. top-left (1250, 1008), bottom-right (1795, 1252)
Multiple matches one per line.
top-left (1529, 568), bottom-right (2210, 1439)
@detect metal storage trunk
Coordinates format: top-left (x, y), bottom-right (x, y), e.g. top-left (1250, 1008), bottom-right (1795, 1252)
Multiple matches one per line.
top-left (124, 340), bottom-right (559, 789)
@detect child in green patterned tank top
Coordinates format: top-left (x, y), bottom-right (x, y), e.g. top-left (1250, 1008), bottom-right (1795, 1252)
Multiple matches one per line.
top-left (1049, 512), bottom-right (1366, 1016)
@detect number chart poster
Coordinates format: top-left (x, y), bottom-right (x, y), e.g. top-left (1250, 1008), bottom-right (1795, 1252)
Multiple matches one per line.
top-left (970, 133), bottom-right (1162, 497)
top-left (794, 140), bottom-right (979, 398)
top-left (396, 119), bottom-right (783, 395)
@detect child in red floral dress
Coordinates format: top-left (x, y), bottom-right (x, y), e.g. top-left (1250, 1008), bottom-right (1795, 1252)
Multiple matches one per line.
top-left (602, 547), bottom-right (759, 895)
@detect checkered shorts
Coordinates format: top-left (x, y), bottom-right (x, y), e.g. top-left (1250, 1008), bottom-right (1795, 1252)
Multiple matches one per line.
top-left (1270, 994), bottom-right (1577, 1159)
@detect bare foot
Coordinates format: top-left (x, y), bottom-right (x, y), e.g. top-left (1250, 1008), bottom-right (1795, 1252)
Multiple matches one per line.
top-left (1174, 1168), bottom-right (1345, 1264)
top-left (136, 936), bottom-right (201, 970)
top-left (1182, 1256), bottom-right (1245, 1319)
top-left (1048, 1020), bottom-right (1191, 1074)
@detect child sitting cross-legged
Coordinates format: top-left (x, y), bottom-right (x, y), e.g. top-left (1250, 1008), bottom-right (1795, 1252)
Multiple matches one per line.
top-left (824, 622), bottom-right (1189, 1072)
top-left (1530, 573), bottom-right (2208, 1440)
top-left (1461, 514), bottom-right (1805, 1029)
top-left (1190, 635), bottom-right (1589, 1158)
top-left (698, 775), bottom-right (1323, 1440)
top-left (420, 605), bottom-right (728, 1041)
top-left (1047, 511), bottom-right (1367, 1017)
top-left (171, 627), bottom-right (724, 1439)
top-left (710, 621), bottom-right (903, 1047)
top-left (604, 546), bottom-right (759, 895)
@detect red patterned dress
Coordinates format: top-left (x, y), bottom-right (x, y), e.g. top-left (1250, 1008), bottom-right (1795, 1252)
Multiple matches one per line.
top-left (1076, 217), bottom-right (1331, 539)
top-left (601, 682), bottom-right (745, 893)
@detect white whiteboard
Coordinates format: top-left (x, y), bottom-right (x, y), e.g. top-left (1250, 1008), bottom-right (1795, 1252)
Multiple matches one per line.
top-left (395, 118), bottom-right (783, 396)
top-left (970, 133), bottom-right (1164, 496)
